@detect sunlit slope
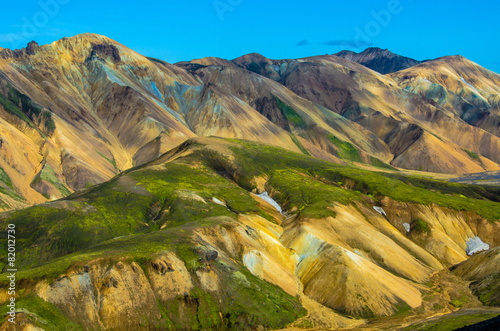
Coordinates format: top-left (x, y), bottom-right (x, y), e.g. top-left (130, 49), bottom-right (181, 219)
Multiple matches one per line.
top-left (0, 34), bottom-right (308, 208)
top-left (1, 34), bottom-right (499, 211)
top-left (391, 55), bottom-right (500, 137)
top-left (226, 52), bottom-right (500, 174)
top-left (1, 137), bottom-right (499, 329)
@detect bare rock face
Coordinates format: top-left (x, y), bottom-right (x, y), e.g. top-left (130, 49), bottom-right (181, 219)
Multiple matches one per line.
top-left (25, 41), bottom-right (41, 56)
top-left (148, 253), bottom-right (193, 301)
top-left (87, 43), bottom-right (121, 63)
top-left (34, 258), bottom-right (185, 330)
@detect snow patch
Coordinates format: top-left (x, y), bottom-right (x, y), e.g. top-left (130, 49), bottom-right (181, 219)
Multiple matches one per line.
top-left (354, 249), bottom-right (366, 258)
top-left (212, 197), bottom-right (225, 206)
top-left (420, 78), bottom-right (434, 85)
top-left (298, 232), bottom-right (324, 261)
top-left (254, 192), bottom-right (282, 213)
top-left (466, 236), bottom-right (490, 256)
top-left (345, 249), bottom-right (365, 267)
top-left (460, 76), bottom-right (480, 94)
top-left (373, 206), bottom-right (387, 216)
top-left (243, 250), bottom-right (263, 278)
top-left (403, 223), bottom-right (411, 233)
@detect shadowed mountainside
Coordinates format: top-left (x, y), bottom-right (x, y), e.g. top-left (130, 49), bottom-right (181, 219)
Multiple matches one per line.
top-left (335, 47), bottom-right (421, 74)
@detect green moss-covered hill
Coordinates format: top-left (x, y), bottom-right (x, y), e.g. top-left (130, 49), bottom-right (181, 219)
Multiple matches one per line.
top-left (0, 137), bottom-right (499, 329)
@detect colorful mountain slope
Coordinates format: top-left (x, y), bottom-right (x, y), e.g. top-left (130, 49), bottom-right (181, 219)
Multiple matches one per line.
top-left (1, 137), bottom-right (499, 329)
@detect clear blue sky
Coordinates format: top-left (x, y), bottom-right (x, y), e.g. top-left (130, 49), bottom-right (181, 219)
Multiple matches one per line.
top-left (0, 0), bottom-right (499, 73)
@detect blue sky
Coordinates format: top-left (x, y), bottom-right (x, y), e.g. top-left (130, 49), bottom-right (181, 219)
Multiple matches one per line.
top-left (0, 0), bottom-right (499, 73)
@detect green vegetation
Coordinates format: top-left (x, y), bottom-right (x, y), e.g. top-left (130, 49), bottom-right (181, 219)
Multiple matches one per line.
top-left (328, 134), bottom-right (361, 162)
top-left (3, 137), bottom-right (500, 276)
top-left (131, 162), bottom-right (269, 224)
top-left (290, 133), bottom-right (310, 155)
top-left (268, 169), bottom-right (360, 219)
top-left (224, 138), bottom-right (500, 221)
top-left (7, 85), bottom-right (42, 117)
top-left (412, 219), bottom-right (431, 234)
top-left (0, 94), bottom-right (32, 124)
top-left (464, 149), bottom-right (480, 160)
top-left (1, 137), bottom-right (500, 329)
top-left (0, 179), bottom-right (25, 203)
top-left (0, 166), bottom-right (13, 189)
top-left (42, 111), bottom-right (56, 134)
top-left (247, 62), bottom-right (261, 74)
top-left (31, 164), bottom-right (71, 197)
top-left (463, 148), bottom-right (485, 168)
top-left (0, 295), bottom-right (82, 330)
top-left (0, 220), bottom-right (304, 330)
top-left (370, 156), bottom-right (397, 170)
top-left (0, 155), bottom-right (275, 272)
top-left (294, 319), bottom-right (315, 329)
top-left (0, 86), bottom-right (54, 137)
top-left (0, 179), bottom-right (156, 269)
top-left (450, 291), bottom-right (471, 308)
top-left (402, 312), bottom-right (500, 331)
top-left (472, 273), bottom-right (500, 306)
top-left (214, 263), bottom-right (307, 329)
top-left (96, 150), bottom-right (119, 172)
top-left (273, 95), bottom-right (308, 129)
top-left (156, 257), bottom-right (306, 330)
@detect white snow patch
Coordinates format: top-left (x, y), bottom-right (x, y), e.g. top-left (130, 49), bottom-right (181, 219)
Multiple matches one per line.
top-left (373, 206), bottom-right (387, 216)
top-left (254, 192), bottom-right (282, 213)
top-left (466, 236), bottom-right (490, 256)
top-left (403, 223), bottom-right (411, 233)
top-left (460, 76), bottom-right (480, 94)
top-left (420, 78), bottom-right (434, 85)
top-left (345, 249), bottom-right (365, 267)
top-left (354, 249), bottom-right (366, 258)
top-left (243, 250), bottom-right (263, 278)
top-left (212, 197), bottom-right (225, 206)
top-left (298, 232), bottom-right (324, 261)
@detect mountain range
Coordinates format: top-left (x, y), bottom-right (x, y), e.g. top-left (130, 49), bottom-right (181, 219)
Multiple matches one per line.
top-left (0, 34), bottom-right (499, 330)
top-left (0, 34), bottom-right (499, 210)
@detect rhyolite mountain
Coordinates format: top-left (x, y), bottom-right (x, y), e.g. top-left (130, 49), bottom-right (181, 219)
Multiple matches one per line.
top-left (0, 34), bottom-right (500, 211)
top-left (1, 137), bottom-right (500, 330)
top-left (0, 34), bottom-right (500, 330)
top-left (335, 47), bottom-right (421, 74)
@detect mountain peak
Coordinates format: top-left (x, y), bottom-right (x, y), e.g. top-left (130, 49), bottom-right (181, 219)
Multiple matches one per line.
top-left (51, 33), bottom-right (119, 48)
top-left (0, 40), bottom-right (44, 58)
top-left (232, 52), bottom-right (271, 64)
top-left (364, 47), bottom-right (388, 52)
top-left (335, 47), bottom-right (420, 74)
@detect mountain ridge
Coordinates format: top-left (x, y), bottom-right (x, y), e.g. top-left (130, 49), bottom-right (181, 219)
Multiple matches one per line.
top-left (0, 34), bottom-right (498, 212)
top-left (334, 46), bottom-right (422, 74)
